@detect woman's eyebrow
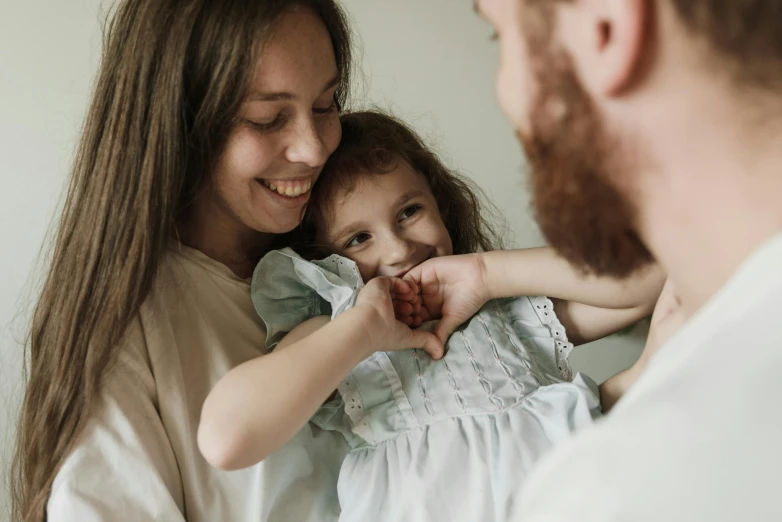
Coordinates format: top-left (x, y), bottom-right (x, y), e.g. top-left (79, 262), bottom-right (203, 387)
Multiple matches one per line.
top-left (248, 75), bottom-right (340, 102)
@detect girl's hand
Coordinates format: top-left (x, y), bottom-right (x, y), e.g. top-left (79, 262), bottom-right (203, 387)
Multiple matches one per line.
top-left (600, 278), bottom-right (688, 412)
top-left (355, 277), bottom-right (444, 360)
top-left (402, 254), bottom-right (491, 345)
top-left (638, 277), bottom-right (688, 369)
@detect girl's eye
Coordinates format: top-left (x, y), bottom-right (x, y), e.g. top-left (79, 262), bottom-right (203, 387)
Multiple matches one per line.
top-left (400, 205), bottom-right (422, 221)
top-left (346, 233), bottom-right (371, 248)
top-left (247, 114), bottom-right (287, 132)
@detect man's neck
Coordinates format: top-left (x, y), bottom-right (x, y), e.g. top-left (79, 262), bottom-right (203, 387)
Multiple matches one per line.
top-left (635, 97), bottom-right (782, 314)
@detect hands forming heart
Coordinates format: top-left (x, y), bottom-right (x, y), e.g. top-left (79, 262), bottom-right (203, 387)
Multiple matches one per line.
top-left (393, 253), bottom-right (492, 346)
top-left (354, 254), bottom-right (493, 360)
top-left (354, 276), bottom-right (444, 360)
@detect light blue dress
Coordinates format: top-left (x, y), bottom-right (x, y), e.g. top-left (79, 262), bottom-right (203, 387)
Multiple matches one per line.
top-left (252, 248), bottom-right (601, 522)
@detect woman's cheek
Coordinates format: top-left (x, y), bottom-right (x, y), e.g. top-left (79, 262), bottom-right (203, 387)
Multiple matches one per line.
top-left (322, 113), bottom-right (343, 156)
top-left (221, 127), bottom-right (277, 181)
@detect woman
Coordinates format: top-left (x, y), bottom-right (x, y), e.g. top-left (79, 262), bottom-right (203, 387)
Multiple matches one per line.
top-left (12, 0), bottom-right (353, 520)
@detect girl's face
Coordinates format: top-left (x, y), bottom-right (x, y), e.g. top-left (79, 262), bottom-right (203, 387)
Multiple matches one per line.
top-left (206, 7), bottom-right (342, 237)
top-left (320, 162), bottom-right (454, 282)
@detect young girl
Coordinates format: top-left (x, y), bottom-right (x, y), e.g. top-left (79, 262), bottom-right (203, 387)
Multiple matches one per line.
top-left (199, 111), bottom-right (664, 521)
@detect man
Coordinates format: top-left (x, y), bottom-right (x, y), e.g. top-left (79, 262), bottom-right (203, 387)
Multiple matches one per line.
top-left (410, 1), bottom-right (782, 519)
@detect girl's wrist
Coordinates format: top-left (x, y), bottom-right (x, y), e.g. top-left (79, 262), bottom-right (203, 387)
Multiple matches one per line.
top-left (344, 304), bottom-right (387, 358)
top-left (480, 251), bottom-right (506, 301)
top-left (600, 362), bottom-right (643, 413)
top-left (599, 370), bottom-right (629, 413)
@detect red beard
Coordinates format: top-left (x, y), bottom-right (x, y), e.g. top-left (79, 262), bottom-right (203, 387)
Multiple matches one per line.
top-left (518, 6), bottom-right (653, 277)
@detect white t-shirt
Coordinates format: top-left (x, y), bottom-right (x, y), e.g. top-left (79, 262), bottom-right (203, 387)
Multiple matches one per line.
top-left (48, 243), bottom-right (348, 521)
top-left (516, 233), bottom-right (782, 521)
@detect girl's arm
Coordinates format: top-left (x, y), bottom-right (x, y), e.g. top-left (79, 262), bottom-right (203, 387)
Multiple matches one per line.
top-left (482, 248), bottom-right (665, 344)
top-left (552, 302), bottom-right (652, 346)
top-left (276, 315), bottom-right (331, 349)
top-left (599, 278), bottom-right (686, 412)
top-left (405, 248), bottom-right (664, 347)
top-left (276, 315), bottom-right (338, 402)
top-left (198, 308), bottom-right (374, 471)
top-left (198, 277), bottom-right (441, 471)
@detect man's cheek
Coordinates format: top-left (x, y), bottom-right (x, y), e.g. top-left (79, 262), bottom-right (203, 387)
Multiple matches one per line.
top-left (497, 69), bottom-right (524, 130)
top-left (496, 46), bottom-right (533, 132)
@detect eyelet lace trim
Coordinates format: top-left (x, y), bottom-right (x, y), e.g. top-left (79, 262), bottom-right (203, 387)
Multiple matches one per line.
top-left (529, 296), bottom-right (574, 381)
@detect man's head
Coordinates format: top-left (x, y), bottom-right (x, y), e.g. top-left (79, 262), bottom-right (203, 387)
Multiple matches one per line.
top-left (476, 0), bottom-right (782, 277)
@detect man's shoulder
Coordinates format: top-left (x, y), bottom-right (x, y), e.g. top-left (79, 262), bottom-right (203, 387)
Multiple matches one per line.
top-left (515, 293), bottom-right (782, 522)
top-left (516, 371), bottom-right (782, 521)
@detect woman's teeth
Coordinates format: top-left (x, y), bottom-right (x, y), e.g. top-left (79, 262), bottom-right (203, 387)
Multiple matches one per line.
top-left (261, 178), bottom-right (312, 198)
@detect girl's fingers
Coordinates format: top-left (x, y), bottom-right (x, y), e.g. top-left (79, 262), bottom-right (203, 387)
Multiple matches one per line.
top-left (390, 277), bottom-right (415, 298)
top-left (432, 315), bottom-right (463, 346)
top-left (404, 278), bottom-right (420, 298)
top-left (406, 329), bottom-right (444, 360)
top-left (397, 314), bottom-right (414, 326)
top-left (393, 300), bottom-right (414, 316)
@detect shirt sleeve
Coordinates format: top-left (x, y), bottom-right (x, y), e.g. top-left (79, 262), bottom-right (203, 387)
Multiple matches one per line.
top-left (512, 389), bottom-right (740, 522)
top-left (48, 318), bottom-right (185, 521)
top-left (251, 248), bottom-right (363, 350)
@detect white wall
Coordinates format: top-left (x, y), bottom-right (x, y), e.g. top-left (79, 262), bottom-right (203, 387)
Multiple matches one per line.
top-left (0, 1), bottom-right (644, 519)
top-left (1, 1), bottom-right (107, 519)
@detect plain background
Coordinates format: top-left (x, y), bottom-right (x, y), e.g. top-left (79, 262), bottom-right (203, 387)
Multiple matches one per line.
top-left (0, 1), bottom-right (646, 518)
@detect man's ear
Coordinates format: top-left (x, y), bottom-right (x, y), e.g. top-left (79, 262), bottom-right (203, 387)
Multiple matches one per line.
top-left (561, 0), bottom-right (650, 96)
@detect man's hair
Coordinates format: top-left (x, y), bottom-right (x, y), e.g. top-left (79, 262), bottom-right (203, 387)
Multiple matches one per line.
top-left (544, 0), bottom-right (782, 88)
top-left (670, 1), bottom-right (782, 88)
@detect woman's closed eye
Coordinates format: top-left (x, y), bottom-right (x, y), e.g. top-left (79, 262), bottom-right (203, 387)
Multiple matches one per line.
top-left (246, 113), bottom-right (287, 132)
top-left (313, 98), bottom-right (338, 116)
top-left (345, 232), bottom-right (371, 248)
top-left (399, 204), bottom-right (422, 221)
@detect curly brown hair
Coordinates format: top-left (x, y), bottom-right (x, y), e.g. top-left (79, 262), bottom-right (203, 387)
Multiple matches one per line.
top-left (291, 110), bottom-right (504, 259)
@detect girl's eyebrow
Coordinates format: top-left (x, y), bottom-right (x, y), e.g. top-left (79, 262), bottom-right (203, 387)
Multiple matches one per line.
top-left (330, 190), bottom-right (425, 244)
top-left (330, 221), bottom-right (369, 245)
top-left (393, 190), bottom-right (425, 208)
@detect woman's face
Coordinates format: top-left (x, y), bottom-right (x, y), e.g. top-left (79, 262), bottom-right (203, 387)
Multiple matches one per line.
top-left (209, 7), bottom-right (342, 236)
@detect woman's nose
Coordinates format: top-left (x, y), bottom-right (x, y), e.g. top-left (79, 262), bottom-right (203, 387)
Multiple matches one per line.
top-left (284, 116), bottom-right (329, 168)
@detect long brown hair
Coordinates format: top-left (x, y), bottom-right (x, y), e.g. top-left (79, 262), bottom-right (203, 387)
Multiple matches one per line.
top-left (296, 110), bottom-right (504, 258)
top-left (11, 1), bottom-right (352, 520)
